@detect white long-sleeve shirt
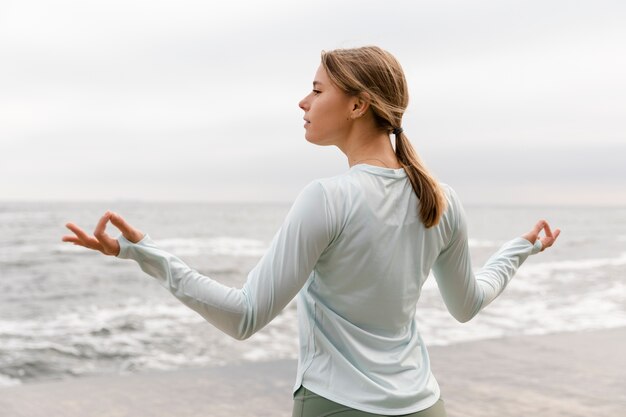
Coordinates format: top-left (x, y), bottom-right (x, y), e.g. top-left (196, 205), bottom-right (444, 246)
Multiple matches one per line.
top-left (117, 163), bottom-right (542, 415)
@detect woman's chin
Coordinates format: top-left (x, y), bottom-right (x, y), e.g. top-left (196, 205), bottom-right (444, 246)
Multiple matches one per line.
top-left (305, 137), bottom-right (323, 146)
top-left (304, 133), bottom-right (318, 144)
top-left (304, 133), bottom-right (333, 147)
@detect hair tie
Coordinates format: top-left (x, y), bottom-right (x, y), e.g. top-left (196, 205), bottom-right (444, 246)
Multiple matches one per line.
top-left (392, 127), bottom-right (403, 135)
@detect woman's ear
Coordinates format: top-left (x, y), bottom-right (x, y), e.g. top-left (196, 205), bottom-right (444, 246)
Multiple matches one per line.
top-left (350, 92), bottom-right (371, 119)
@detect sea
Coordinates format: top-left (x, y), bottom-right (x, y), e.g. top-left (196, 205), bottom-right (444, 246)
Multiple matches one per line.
top-left (0, 201), bottom-right (625, 387)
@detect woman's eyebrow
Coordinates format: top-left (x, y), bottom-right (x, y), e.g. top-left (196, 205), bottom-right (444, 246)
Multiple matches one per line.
top-left (313, 81), bottom-right (324, 87)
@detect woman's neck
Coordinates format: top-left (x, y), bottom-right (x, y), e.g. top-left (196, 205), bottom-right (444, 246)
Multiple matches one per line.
top-left (343, 132), bottom-right (402, 169)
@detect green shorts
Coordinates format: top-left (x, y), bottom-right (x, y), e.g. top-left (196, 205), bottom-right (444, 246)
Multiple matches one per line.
top-left (292, 386), bottom-right (447, 417)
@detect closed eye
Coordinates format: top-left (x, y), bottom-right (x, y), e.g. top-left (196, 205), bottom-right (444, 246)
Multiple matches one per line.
top-left (312, 89), bottom-right (321, 95)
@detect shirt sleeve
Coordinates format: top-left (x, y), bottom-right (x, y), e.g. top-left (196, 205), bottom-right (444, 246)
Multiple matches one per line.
top-left (432, 187), bottom-right (542, 323)
top-left (116, 181), bottom-right (334, 340)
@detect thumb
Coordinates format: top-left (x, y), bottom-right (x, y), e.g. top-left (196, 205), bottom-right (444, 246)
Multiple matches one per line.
top-left (110, 212), bottom-right (144, 243)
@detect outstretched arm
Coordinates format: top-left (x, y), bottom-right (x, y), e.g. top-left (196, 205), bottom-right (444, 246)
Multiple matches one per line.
top-left (62, 181), bottom-right (334, 340)
top-left (432, 190), bottom-right (560, 323)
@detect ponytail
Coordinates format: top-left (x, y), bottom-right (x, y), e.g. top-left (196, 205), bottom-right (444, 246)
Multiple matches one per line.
top-left (394, 131), bottom-right (446, 228)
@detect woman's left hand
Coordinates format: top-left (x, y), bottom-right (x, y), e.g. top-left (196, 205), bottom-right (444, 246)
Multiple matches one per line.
top-left (62, 211), bottom-right (144, 256)
top-left (521, 219), bottom-right (560, 252)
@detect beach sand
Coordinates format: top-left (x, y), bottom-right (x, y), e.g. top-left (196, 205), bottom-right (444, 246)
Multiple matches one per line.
top-left (1, 327), bottom-right (624, 417)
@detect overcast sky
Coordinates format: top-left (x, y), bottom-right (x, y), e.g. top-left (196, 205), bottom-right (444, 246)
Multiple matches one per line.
top-left (1, 0), bottom-right (624, 205)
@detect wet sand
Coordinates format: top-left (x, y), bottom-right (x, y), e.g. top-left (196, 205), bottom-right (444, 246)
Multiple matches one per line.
top-left (1, 327), bottom-right (624, 417)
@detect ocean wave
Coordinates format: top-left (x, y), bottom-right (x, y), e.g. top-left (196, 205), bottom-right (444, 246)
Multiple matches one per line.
top-left (416, 249), bottom-right (626, 346)
top-left (520, 252), bottom-right (626, 274)
top-left (1, 236), bottom-right (269, 262)
top-left (0, 242), bottom-right (90, 263)
top-left (157, 237), bottom-right (268, 257)
top-left (2, 250), bottom-right (625, 385)
top-left (416, 280), bottom-right (626, 347)
top-left (0, 373), bottom-right (22, 387)
top-left (2, 276), bottom-right (624, 385)
top-left (0, 301), bottom-right (203, 338)
top-left (0, 301), bottom-right (206, 382)
top-left (399, 252), bottom-right (626, 293)
top-left (0, 298), bottom-right (299, 383)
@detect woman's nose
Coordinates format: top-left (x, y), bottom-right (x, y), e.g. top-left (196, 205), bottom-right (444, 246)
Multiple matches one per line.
top-left (298, 97), bottom-right (308, 111)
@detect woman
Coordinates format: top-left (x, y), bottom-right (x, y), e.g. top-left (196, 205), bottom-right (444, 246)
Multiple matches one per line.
top-left (63, 46), bottom-right (560, 416)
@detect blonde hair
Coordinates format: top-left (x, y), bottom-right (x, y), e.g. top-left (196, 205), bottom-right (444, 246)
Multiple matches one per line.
top-left (321, 46), bottom-right (446, 228)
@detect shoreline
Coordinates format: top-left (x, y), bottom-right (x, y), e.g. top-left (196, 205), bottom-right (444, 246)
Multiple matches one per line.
top-left (1, 327), bottom-right (624, 417)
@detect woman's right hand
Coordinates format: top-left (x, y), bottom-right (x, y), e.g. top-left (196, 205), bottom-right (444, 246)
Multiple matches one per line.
top-left (62, 211), bottom-right (144, 257)
top-left (521, 219), bottom-right (560, 252)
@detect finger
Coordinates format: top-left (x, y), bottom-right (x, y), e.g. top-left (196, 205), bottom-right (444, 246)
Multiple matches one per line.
top-left (93, 211), bottom-right (113, 240)
top-left (65, 223), bottom-right (103, 249)
top-left (65, 222), bottom-right (92, 242)
top-left (109, 212), bottom-right (144, 243)
top-left (62, 235), bottom-right (81, 244)
top-left (542, 229), bottom-right (562, 250)
top-left (109, 212), bottom-right (132, 234)
top-left (532, 219), bottom-right (547, 237)
top-left (543, 222), bottom-right (554, 238)
top-left (61, 235), bottom-right (90, 249)
top-left (544, 228), bottom-right (561, 248)
top-left (93, 212), bottom-right (121, 255)
top-left (77, 236), bottom-right (104, 251)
